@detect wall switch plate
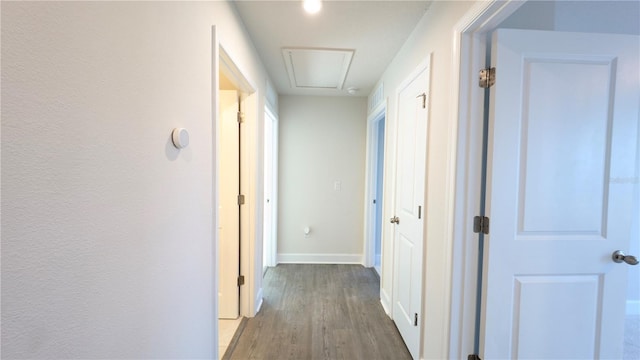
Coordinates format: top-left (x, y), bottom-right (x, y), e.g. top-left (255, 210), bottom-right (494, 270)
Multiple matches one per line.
top-left (334, 181), bottom-right (341, 191)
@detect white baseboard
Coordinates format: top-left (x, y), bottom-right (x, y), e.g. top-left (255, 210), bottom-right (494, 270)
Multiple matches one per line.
top-left (627, 300), bottom-right (640, 316)
top-left (380, 288), bottom-right (392, 317)
top-left (277, 253), bottom-right (363, 264)
top-left (255, 287), bottom-right (263, 314)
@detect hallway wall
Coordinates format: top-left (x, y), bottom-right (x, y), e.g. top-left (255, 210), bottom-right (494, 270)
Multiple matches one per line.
top-left (370, 1), bottom-right (476, 358)
top-left (374, 1), bottom-right (640, 358)
top-left (1, 2), bottom-right (271, 358)
top-left (278, 96), bottom-right (367, 263)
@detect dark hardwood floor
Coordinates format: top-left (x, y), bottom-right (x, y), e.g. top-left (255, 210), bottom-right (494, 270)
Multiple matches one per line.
top-left (224, 264), bottom-right (412, 360)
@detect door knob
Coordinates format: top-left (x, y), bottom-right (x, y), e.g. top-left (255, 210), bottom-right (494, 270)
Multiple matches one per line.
top-left (612, 250), bottom-right (639, 265)
top-left (390, 216), bottom-right (400, 224)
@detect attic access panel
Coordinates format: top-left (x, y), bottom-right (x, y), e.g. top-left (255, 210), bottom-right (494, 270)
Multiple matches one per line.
top-left (282, 48), bottom-right (354, 90)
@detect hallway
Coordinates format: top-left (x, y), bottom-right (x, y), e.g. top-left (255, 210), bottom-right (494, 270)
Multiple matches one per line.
top-left (223, 265), bottom-right (412, 360)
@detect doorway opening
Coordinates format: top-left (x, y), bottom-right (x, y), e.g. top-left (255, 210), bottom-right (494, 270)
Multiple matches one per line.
top-left (373, 117), bottom-right (385, 275)
top-left (365, 103), bottom-right (386, 276)
top-left (215, 41), bottom-right (259, 358)
top-left (449, 1), bottom-right (640, 358)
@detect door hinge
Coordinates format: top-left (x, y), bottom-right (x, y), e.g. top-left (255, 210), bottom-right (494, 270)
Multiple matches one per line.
top-left (237, 194), bottom-right (245, 205)
top-left (237, 275), bottom-right (245, 286)
top-left (479, 67), bottom-right (496, 88)
top-left (473, 215), bottom-right (490, 234)
top-left (237, 111), bottom-right (245, 123)
top-left (414, 313), bottom-right (418, 326)
top-left (468, 355), bottom-right (482, 360)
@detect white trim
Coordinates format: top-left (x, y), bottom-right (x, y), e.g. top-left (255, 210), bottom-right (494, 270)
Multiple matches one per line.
top-left (255, 287), bottom-right (264, 314)
top-left (363, 102), bottom-right (387, 268)
top-left (380, 288), bottom-right (392, 317)
top-left (277, 253), bottom-right (364, 264)
top-left (212, 25), bottom-right (220, 360)
top-left (447, 1), bottom-right (526, 358)
top-left (218, 42), bottom-right (262, 319)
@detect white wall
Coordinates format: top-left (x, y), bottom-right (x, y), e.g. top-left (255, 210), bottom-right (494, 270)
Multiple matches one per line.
top-left (278, 96), bottom-right (367, 264)
top-left (370, 1), bottom-right (477, 358)
top-left (1, 1), bottom-right (271, 358)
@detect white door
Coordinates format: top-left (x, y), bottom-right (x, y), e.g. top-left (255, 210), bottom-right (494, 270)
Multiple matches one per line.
top-left (262, 107), bottom-right (276, 270)
top-left (392, 60), bottom-right (430, 360)
top-left (219, 90), bottom-right (240, 319)
top-left (480, 29), bottom-right (639, 359)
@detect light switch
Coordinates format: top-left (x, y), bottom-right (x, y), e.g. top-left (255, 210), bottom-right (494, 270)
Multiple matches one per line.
top-left (334, 181), bottom-right (341, 191)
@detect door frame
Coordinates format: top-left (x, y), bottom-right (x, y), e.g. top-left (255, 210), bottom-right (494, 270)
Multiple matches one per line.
top-left (263, 105), bottom-right (278, 270)
top-left (447, 0), bottom-right (527, 358)
top-left (213, 26), bottom-right (262, 329)
top-left (363, 101), bottom-right (387, 270)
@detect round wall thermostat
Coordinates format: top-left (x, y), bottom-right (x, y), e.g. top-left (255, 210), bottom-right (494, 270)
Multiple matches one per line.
top-left (172, 128), bottom-right (189, 149)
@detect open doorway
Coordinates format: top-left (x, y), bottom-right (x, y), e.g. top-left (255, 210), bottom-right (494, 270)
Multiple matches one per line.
top-left (365, 104), bottom-right (386, 276)
top-left (449, 1), bottom-right (640, 358)
top-left (373, 118), bottom-right (385, 274)
top-left (216, 43), bottom-right (259, 357)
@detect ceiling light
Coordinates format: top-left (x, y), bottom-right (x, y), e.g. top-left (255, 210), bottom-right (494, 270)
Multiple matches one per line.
top-left (303, 0), bottom-right (322, 15)
top-left (347, 87), bottom-right (359, 95)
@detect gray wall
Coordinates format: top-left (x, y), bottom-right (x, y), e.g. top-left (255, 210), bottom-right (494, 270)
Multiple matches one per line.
top-left (278, 96), bottom-right (367, 263)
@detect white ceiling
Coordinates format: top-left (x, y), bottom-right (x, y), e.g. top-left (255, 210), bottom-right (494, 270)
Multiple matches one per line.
top-left (233, 0), bottom-right (432, 97)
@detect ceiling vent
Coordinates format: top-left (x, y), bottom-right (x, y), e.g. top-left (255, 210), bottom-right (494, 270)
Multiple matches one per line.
top-left (282, 48), bottom-right (354, 90)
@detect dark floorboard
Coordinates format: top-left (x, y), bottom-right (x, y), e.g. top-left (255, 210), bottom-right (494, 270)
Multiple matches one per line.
top-left (225, 264), bottom-right (412, 360)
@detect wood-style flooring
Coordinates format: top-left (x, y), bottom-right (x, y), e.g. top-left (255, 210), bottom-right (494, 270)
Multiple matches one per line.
top-left (224, 264), bottom-right (412, 360)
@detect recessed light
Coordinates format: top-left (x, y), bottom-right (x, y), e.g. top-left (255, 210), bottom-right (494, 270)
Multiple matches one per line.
top-left (303, 0), bottom-right (322, 15)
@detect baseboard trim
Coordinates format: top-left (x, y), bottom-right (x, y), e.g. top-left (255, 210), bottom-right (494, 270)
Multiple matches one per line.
top-left (255, 287), bottom-right (263, 314)
top-left (277, 253), bottom-right (363, 264)
top-left (380, 288), bottom-right (392, 317)
top-left (627, 300), bottom-right (640, 315)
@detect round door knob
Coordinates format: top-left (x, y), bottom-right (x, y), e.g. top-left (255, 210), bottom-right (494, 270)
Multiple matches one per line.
top-left (612, 250), bottom-right (639, 265)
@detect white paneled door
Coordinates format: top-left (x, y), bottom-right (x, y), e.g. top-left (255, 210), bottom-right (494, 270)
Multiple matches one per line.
top-left (480, 29), bottom-right (639, 359)
top-left (219, 90), bottom-right (240, 319)
top-left (392, 59), bottom-right (430, 360)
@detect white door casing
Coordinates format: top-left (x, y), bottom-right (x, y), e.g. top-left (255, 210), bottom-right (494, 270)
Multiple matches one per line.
top-left (392, 58), bottom-right (431, 360)
top-left (480, 29), bottom-right (639, 359)
top-left (219, 90), bottom-right (240, 319)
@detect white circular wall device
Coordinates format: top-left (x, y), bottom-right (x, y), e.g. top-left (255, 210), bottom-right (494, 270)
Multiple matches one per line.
top-left (172, 128), bottom-right (189, 149)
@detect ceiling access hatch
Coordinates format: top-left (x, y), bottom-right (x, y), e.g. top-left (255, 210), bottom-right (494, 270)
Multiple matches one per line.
top-left (282, 48), bottom-right (354, 90)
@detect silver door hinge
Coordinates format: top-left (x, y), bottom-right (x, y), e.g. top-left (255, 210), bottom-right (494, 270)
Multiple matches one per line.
top-left (473, 216), bottom-right (490, 234)
top-left (237, 111), bottom-right (245, 123)
top-left (237, 275), bottom-right (245, 286)
top-left (414, 313), bottom-right (418, 326)
top-left (479, 67), bottom-right (496, 88)
top-left (237, 194), bottom-right (245, 205)
top-left (468, 355), bottom-right (482, 360)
